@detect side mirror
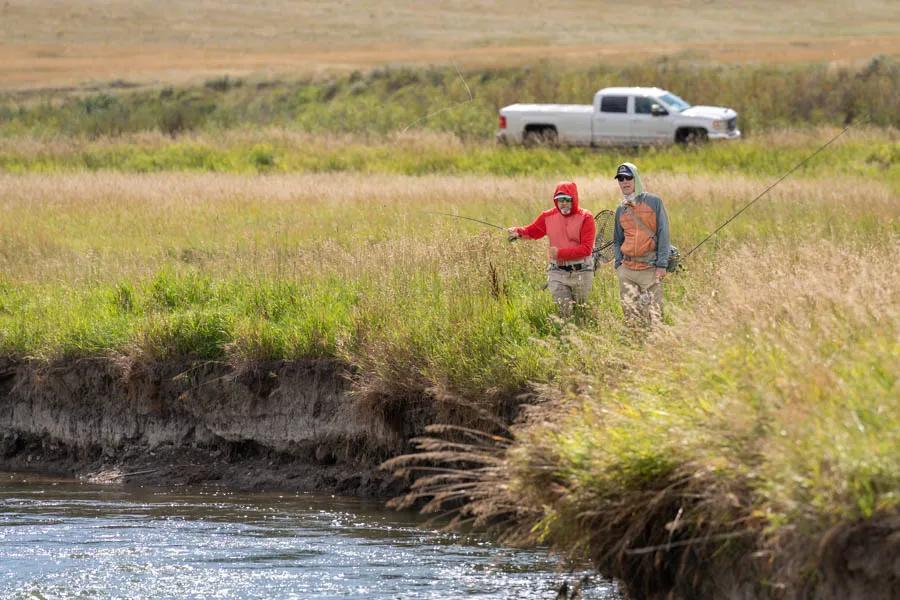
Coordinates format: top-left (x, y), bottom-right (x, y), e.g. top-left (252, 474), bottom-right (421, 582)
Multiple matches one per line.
top-left (651, 104), bottom-right (668, 116)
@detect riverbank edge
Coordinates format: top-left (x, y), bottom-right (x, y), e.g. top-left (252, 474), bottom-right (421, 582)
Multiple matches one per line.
top-left (2, 355), bottom-right (897, 599)
top-left (0, 355), bottom-right (435, 496)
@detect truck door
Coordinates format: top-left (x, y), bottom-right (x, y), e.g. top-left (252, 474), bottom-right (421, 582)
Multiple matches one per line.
top-left (591, 95), bottom-right (630, 146)
top-left (632, 96), bottom-right (675, 143)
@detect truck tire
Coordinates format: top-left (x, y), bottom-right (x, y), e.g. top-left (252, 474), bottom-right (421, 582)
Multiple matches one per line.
top-left (523, 127), bottom-right (558, 148)
top-left (675, 128), bottom-right (708, 145)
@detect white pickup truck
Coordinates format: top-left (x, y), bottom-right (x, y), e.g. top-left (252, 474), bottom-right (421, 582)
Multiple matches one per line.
top-left (496, 87), bottom-right (740, 146)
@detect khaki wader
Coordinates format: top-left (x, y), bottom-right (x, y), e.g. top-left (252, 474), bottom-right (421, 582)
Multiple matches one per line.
top-left (548, 267), bottom-right (594, 318)
top-left (616, 264), bottom-right (663, 327)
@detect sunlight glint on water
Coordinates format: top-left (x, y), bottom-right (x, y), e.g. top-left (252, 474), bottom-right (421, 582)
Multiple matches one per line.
top-left (0, 473), bottom-right (621, 599)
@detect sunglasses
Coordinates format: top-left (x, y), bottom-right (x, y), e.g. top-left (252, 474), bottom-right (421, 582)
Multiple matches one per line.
top-left (555, 196), bottom-right (573, 202)
top-left (615, 175), bottom-right (634, 182)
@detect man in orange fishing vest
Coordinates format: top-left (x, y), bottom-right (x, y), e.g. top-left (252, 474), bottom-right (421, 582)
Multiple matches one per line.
top-left (507, 181), bottom-right (596, 317)
top-left (612, 162), bottom-right (671, 328)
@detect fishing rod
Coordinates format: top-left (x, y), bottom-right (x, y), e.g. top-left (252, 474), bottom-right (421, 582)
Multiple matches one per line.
top-left (683, 125), bottom-right (852, 259)
top-left (423, 210), bottom-right (521, 242)
top-left (422, 210), bottom-right (506, 231)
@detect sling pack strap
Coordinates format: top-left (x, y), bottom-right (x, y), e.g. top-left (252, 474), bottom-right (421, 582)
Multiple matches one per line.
top-left (623, 205), bottom-right (657, 263)
top-left (624, 205), bottom-right (657, 241)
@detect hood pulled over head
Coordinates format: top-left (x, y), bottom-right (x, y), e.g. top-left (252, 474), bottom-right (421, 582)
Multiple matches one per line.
top-left (615, 162), bottom-right (644, 203)
top-left (552, 181), bottom-right (580, 215)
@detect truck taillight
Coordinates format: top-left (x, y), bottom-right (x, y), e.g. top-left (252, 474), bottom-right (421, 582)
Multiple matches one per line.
top-left (498, 115), bottom-right (507, 129)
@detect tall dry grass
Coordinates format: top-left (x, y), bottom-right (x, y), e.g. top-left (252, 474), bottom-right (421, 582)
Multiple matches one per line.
top-left (1, 169), bottom-right (892, 419)
top-left (3, 163), bottom-right (897, 594)
top-left (2, 128), bottom-right (896, 204)
top-left (1, 169), bottom-right (894, 284)
top-left (387, 235), bottom-right (900, 598)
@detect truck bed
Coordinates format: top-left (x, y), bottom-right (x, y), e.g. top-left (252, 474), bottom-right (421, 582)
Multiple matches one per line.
top-left (501, 104), bottom-right (594, 145)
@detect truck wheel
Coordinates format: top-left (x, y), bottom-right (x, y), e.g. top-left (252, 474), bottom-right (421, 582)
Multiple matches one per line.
top-left (676, 128), bottom-right (708, 145)
top-left (524, 128), bottom-right (558, 148)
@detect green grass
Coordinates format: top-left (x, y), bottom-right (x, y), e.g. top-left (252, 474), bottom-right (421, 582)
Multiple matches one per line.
top-left (0, 248), bottom-right (561, 402)
top-left (385, 228), bottom-right (899, 596)
top-left (1, 129), bottom-right (897, 194)
top-left (2, 58), bottom-right (897, 141)
top-left (499, 238), bottom-right (899, 591)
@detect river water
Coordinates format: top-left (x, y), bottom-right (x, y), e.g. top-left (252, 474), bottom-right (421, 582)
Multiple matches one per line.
top-left (0, 472), bottom-right (621, 599)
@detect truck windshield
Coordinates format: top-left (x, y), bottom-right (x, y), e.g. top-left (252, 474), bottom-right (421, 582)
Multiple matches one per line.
top-left (660, 93), bottom-right (691, 112)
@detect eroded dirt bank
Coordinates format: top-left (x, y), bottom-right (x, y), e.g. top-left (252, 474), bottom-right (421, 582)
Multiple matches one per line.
top-left (3, 355), bottom-right (896, 600)
top-left (0, 356), bottom-right (446, 496)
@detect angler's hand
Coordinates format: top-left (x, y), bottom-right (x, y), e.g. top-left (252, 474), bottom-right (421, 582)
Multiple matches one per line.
top-left (655, 267), bottom-right (666, 282)
top-left (507, 227), bottom-right (521, 242)
top-left (549, 246), bottom-right (559, 261)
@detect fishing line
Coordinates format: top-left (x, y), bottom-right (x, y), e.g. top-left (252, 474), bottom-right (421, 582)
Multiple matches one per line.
top-left (421, 210), bottom-right (506, 231)
top-left (684, 125), bottom-right (852, 259)
top-left (400, 61), bottom-right (474, 133)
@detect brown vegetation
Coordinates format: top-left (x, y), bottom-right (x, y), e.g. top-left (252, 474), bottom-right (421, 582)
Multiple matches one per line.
top-left (1, 0), bottom-right (898, 91)
top-left (3, 169), bottom-right (893, 285)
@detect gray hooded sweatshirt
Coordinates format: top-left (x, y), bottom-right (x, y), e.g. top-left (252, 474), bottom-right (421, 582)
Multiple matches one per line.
top-left (613, 162), bottom-right (671, 270)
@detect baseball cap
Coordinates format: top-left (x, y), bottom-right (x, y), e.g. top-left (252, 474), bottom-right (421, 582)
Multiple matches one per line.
top-left (614, 164), bottom-right (634, 179)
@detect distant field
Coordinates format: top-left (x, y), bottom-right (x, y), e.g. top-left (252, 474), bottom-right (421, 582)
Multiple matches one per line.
top-left (2, 128), bottom-right (897, 194)
top-left (3, 60), bottom-right (898, 143)
top-left (1, 0), bottom-right (899, 90)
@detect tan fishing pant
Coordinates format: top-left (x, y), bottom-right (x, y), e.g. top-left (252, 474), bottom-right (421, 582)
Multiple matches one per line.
top-left (617, 265), bottom-right (663, 327)
top-left (547, 268), bottom-right (594, 318)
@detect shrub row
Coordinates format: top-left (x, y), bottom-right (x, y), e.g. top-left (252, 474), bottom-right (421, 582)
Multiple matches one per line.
top-left (1, 57), bottom-right (897, 139)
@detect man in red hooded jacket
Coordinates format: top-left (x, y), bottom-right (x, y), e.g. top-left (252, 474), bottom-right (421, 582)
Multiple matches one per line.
top-left (507, 181), bottom-right (596, 317)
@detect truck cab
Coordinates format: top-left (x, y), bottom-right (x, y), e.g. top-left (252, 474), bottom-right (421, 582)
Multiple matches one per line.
top-left (591, 87), bottom-right (740, 145)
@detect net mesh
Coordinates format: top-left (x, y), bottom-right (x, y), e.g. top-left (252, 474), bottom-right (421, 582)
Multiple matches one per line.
top-left (593, 209), bottom-right (615, 264)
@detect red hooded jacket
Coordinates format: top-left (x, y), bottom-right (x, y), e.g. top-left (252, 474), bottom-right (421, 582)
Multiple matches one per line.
top-left (515, 181), bottom-right (595, 263)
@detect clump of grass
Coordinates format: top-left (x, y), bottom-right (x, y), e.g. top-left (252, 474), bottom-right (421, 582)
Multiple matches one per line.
top-left (389, 237), bottom-right (899, 597)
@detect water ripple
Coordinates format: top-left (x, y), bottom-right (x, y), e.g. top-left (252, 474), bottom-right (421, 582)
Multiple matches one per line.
top-left (0, 473), bottom-right (622, 599)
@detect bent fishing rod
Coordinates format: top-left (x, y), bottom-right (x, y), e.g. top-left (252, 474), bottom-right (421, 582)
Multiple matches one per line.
top-left (683, 124), bottom-right (852, 259)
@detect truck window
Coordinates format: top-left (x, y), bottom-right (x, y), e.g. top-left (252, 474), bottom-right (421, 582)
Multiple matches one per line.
top-left (600, 96), bottom-right (628, 113)
top-left (660, 93), bottom-right (691, 112)
top-left (634, 97), bottom-right (654, 114)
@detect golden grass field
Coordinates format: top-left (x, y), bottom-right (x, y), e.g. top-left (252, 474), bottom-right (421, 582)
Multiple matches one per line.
top-left (1, 165), bottom-right (894, 285)
top-left (1, 0), bottom-right (899, 90)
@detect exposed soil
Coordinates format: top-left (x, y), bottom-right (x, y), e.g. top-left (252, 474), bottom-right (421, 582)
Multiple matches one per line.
top-left (2, 355), bottom-right (896, 599)
top-left (0, 355), bottom-right (430, 497)
top-left (804, 514), bottom-right (900, 600)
